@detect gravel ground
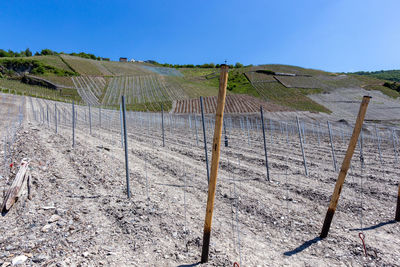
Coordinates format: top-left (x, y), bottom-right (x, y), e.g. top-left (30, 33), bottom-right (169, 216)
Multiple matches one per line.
top-left (0, 94), bottom-right (399, 266)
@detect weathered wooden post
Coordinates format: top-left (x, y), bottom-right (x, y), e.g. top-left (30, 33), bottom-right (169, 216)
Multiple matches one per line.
top-left (201, 64), bottom-right (228, 263)
top-left (320, 96), bottom-right (371, 238)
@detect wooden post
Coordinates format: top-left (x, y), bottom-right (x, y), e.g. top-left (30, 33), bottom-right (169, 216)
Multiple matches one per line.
top-left (320, 96), bottom-right (371, 238)
top-left (395, 183), bottom-right (400, 221)
top-left (201, 64), bottom-right (229, 263)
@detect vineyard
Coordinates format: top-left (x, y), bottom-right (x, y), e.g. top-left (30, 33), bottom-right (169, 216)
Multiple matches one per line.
top-left (1, 93), bottom-right (399, 265)
top-left (71, 76), bottom-right (107, 106)
top-left (173, 94), bottom-right (291, 114)
top-left (102, 75), bottom-right (188, 106)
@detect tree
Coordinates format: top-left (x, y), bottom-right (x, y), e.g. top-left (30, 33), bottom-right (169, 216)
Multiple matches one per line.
top-left (40, 49), bottom-right (56, 55)
top-left (25, 48), bottom-right (32, 57)
top-left (235, 62), bottom-right (244, 68)
top-left (0, 49), bottom-right (10, 57)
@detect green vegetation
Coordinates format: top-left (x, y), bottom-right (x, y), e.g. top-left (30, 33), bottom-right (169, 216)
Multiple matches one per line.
top-left (364, 84), bottom-right (400, 98)
top-left (383, 81), bottom-right (400, 92)
top-left (0, 48), bottom-right (108, 61)
top-left (0, 58), bottom-right (77, 76)
top-left (252, 82), bottom-right (330, 113)
top-left (125, 100), bottom-right (172, 112)
top-left (351, 70), bottom-right (400, 82)
top-left (0, 78), bottom-right (82, 103)
top-left (256, 70), bottom-right (276, 75)
top-left (148, 61), bottom-right (246, 69)
top-left (208, 70), bottom-right (259, 97)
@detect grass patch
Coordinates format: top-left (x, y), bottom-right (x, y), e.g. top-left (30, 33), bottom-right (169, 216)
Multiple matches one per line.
top-left (253, 82), bottom-right (331, 113)
top-left (364, 84), bottom-right (400, 98)
top-left (125, 100), bottom-right (172, 112)
top-left (0, 58), bottom-right (77, 76)
top-left (0, 78), bottom-right (82, 103)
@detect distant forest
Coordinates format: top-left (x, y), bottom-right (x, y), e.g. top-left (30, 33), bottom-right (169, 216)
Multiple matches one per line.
top-left (0, 48), bottom-right (108, 61)
top-left (352, 70), bottom-right (400, 82)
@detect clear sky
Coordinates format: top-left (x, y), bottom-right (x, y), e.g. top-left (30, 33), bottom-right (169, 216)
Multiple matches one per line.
top-left (1, 0), bottom-right (399, 72)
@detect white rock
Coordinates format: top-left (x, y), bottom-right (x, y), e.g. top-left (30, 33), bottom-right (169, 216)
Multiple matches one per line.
top-left (41, 224), bottom-right (52, 232)
top-left (11, 255), bottom-right (27, 265)
top-left (48, 215), bottom-right (61, 223)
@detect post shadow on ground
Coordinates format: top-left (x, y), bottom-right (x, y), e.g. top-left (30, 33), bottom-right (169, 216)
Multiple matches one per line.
top-left (283, 236), bottom-right (322, 256)
top-left (177, 262), bottom-right (201, 267)
top-left (349, 220), bottom-right (397, 232)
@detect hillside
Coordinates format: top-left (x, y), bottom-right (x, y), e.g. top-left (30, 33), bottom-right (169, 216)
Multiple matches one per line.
top-left (350, 69), bottom-right (400, 82)
top-left (1, 55), bottom-right (399, 114)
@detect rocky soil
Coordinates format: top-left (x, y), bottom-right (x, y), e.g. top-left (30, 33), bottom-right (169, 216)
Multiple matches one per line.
top-left (0, 94), bottom-right (399, 266)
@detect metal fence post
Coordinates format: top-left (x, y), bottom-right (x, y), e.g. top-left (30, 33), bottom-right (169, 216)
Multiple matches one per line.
top-left (260, 106), bottom-right (270, 181)
top-left (72, 101), bottom-right (75, 147)
top-left (296, 116), bottom-right (308, 176)
top-left (327, 121), bottom-right (337, 172)
top-left (89, 104), bottom-right (92, 135)
top-left (121, 96), bottom-right (131, 198)
top-left (200, 96), bottom-right (210, 184)
top-left (161, 103), bottom-right (165, 147)
top-left (119, 103), bottom-right (124, 148)
top-left (55, 103), bottom-right (57, 134)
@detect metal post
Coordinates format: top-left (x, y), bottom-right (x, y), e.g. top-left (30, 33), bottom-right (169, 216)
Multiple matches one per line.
top-left (55, 103), bottom-right (57, 134)
top-left (223, 117), bottom-right (228, 147)
top-left (296, 116), bottom-right (308, 176)
top-left (72, 101), bottom-right (75, 148)
top-left (46, 104), bottom-right (49, 127)
top-left (327, 121), bottom-right (337, 172)
top-left (200, 96), bottom-right (210, 183)
top-left (99, 106), bottom-right (101, 128)
top-left (121, 96), bottom-right (131, 198)
top-left (317, 122), bottom-right (321, 146)
top-left (392, 129), bottom-right (398, 164)
top-left (89, 105), bottom-right (92, 135)
top-left (161, 103), bottom-right (165, 147)
top-left (260, 106), bottom-right (270, 181)
top-left (119, 103), bottom-right (124, 148)
top-left (375, 125), bottom-right (383, 165)
top-left (194, 113), bottom-right (199, 146)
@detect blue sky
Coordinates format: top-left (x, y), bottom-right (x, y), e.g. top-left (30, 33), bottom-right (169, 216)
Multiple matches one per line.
top-left (1, 0), bottom-right (399, 72)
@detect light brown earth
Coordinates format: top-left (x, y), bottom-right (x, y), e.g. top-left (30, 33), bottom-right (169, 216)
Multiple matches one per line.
top-left (0, 94), bottom-right (399, 266)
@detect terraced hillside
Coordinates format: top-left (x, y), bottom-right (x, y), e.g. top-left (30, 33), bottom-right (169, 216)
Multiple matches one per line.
top-left (173, 94), bottom-right (290, 114)
top-left (2, 55), bottom-right (399, 115)
top-left (242, 65), bottom-right (400, 120)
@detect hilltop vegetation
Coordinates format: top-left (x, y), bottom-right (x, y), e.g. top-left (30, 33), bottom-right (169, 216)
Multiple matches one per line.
top-left (351, 69), bottom-right (400, 82)
top-left (0, 58), bottom-right (77, 77)
top-left (0, 48), bottom-right (108, 61)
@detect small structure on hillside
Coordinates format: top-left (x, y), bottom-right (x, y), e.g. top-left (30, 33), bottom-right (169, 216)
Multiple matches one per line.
top-left (119, 57), bottom-right (128, 62)
top-left (130, 59), bottom-right (136, 62)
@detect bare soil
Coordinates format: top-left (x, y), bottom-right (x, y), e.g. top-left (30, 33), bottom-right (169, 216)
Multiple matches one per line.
top-left (0, 95), bottom-right (399, 266)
